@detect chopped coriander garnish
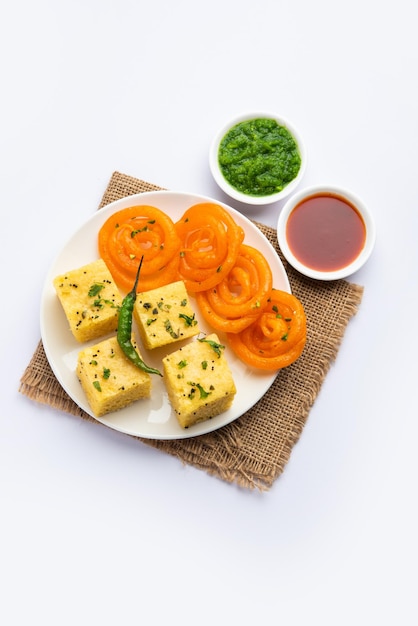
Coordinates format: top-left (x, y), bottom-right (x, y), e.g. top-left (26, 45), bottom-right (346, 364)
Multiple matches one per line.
top-left (131, 226), bottom-right (149, 237)
top-left (88, 283), bottom-right (105, 297)
top-left (197, 337), bottom-right (225, 358)
top-left (164, 319), bottom-right (179, 339)
top-left (179, 312), bottom-right (197, 327)
top-left (93, 297), bottom-right (119, 309)
top-left (187, 381), bottom-right (211, 400)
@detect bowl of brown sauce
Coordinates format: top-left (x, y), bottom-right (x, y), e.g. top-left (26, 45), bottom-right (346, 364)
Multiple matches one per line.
top-left (277, 185), bottom-right (376, 280)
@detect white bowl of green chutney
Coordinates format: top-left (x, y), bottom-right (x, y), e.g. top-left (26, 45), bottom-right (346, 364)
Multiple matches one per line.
top-left (209, 111), bottom-right (307, 206)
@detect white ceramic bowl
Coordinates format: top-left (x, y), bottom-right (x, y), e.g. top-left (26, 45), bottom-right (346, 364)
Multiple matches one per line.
top-left (209, 111), bottom-right (307, 206)
top-left (277, 185), bottom-right (376, 280)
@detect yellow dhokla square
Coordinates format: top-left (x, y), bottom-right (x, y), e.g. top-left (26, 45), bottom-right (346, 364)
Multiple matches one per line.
top-left (53, 258), bottom-right (122, 343)
top-left (134, 280), bottom-right (200, 350)
top-left (162, 333), bottom-right (236, 429)
top-left (77, 336), bottom-right (151, 417)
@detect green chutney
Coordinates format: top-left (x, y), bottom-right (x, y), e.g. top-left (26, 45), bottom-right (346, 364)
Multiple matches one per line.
top-left (218, 118), bottom-right (301, 197)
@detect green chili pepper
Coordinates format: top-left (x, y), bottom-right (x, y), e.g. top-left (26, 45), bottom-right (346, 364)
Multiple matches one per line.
top-left (117, 256), bottom-right (162, 376)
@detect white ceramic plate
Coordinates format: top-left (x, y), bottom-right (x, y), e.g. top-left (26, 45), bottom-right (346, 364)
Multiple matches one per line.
top-left (40, 190), bottom-right (290, 440)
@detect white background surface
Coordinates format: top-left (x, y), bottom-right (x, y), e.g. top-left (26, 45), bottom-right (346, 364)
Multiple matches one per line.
top-left (1, 1), bottom-right (417, 624)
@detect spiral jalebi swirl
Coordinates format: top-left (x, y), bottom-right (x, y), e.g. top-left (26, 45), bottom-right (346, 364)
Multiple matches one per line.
top-left (175, 202), bottom-right (244, 293)
top-left (227, 289), bottom-right (307, 370)
top-left (195, 244), bottom-right (273, 333)
top-left (98, 205), bottom-right (181, 292)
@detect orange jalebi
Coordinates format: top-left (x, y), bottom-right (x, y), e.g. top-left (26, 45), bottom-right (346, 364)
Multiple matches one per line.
top-left (175, 202), bottom-right (245, 293)
top-left (227, 289), bottom-right (307, 370)
top-left (98, 205), bottom-right (181, 292)
top-left (195, 244), bottom-right (273, 333)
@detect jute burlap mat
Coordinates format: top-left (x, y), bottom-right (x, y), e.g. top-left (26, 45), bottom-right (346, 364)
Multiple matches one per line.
top-left (19, 171), bottom-right (364, 490)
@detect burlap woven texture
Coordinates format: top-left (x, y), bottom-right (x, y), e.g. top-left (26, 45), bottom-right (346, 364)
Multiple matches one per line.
top-left (19, 171), bottom-right (364, 490)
